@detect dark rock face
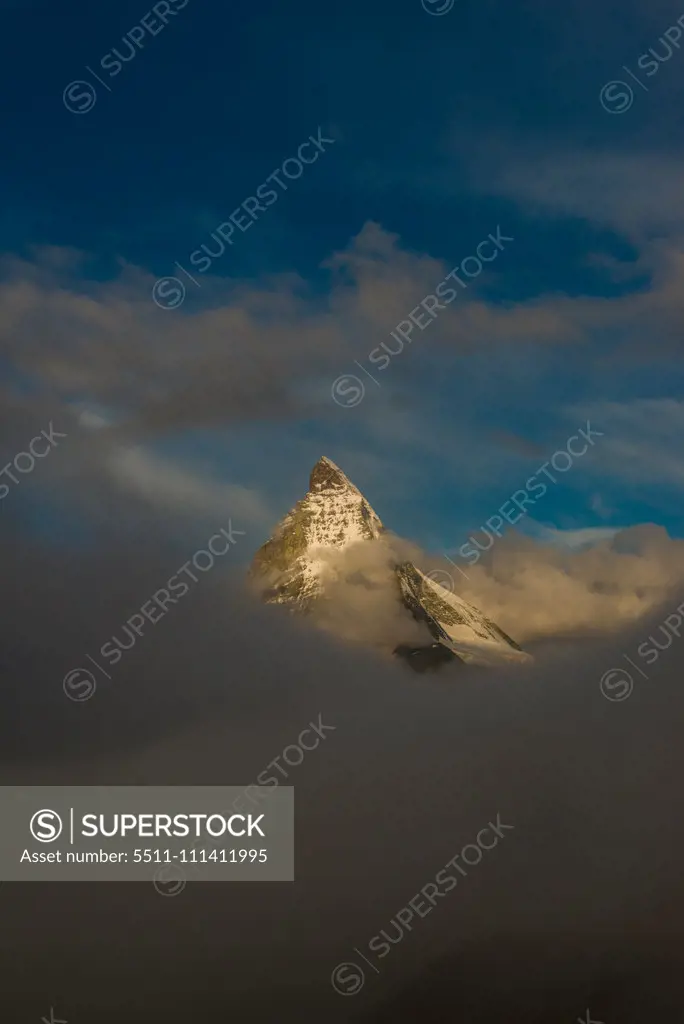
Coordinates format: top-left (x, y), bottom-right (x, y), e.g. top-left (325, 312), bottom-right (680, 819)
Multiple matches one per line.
top-left (393, 642), bottom-right (458, 673)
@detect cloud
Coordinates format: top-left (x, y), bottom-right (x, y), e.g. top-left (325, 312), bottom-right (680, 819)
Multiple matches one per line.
top-left (2, 216), bottom-right (682, 454)
top-left (573, 399), bottom-right (684, 495)
top-left (590, 492), bottom-right (615, 520)
top-left (425, 524), bottom-right (684, 644)
top-left (524, 523), bottom-right (621, 549)
top-left (298, 534), bottom-right (434, 651)
top-left (107, 446), bottom-right (271, 528)
top-left (2, 503), bottom-right (684, 1022)
top-left (248, 496), bottom-right (684, 658)
top-left (479, 150), bottom-right (684, 238)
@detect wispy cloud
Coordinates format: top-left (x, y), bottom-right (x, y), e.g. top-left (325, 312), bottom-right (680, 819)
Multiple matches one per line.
top-left (107, 446), bottom-right (271, 528)
top-left (573, 399), bottom-right (684, 493)
top-left (476, 150), bottom-right (684, 239)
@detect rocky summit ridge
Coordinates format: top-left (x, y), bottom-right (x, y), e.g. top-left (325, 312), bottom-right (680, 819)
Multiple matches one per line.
top-left (249, 456), bottom-right (531, 671)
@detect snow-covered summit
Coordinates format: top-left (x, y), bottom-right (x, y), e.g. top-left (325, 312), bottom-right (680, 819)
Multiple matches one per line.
top-left (250, 456), bottom-right (383, 606)
top-left (304, 456), bottom-right (383, 548)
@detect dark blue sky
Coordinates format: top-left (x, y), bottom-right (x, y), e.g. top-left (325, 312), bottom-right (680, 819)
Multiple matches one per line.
top-left (0, 0), bottom-right (667, 277)
top-left (2, 0), bottom-right (683, 553)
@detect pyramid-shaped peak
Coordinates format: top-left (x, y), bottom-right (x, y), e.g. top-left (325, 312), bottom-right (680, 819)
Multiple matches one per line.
top-left (309, 456), bottom-right (358, 493)
top-left (249, 457), bottom-right (530, 668)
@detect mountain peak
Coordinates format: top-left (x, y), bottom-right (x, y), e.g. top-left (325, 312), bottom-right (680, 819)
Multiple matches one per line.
top-left (250, 456), bottom-right (384, 606)
top-left (309, 456), bottom-right (356, 493)
top-left (250, 458), bottom-right (531, 671)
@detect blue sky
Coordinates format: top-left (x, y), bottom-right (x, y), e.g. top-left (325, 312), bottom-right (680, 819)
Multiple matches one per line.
top-left (1, 0), bottom-right (684, 557)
